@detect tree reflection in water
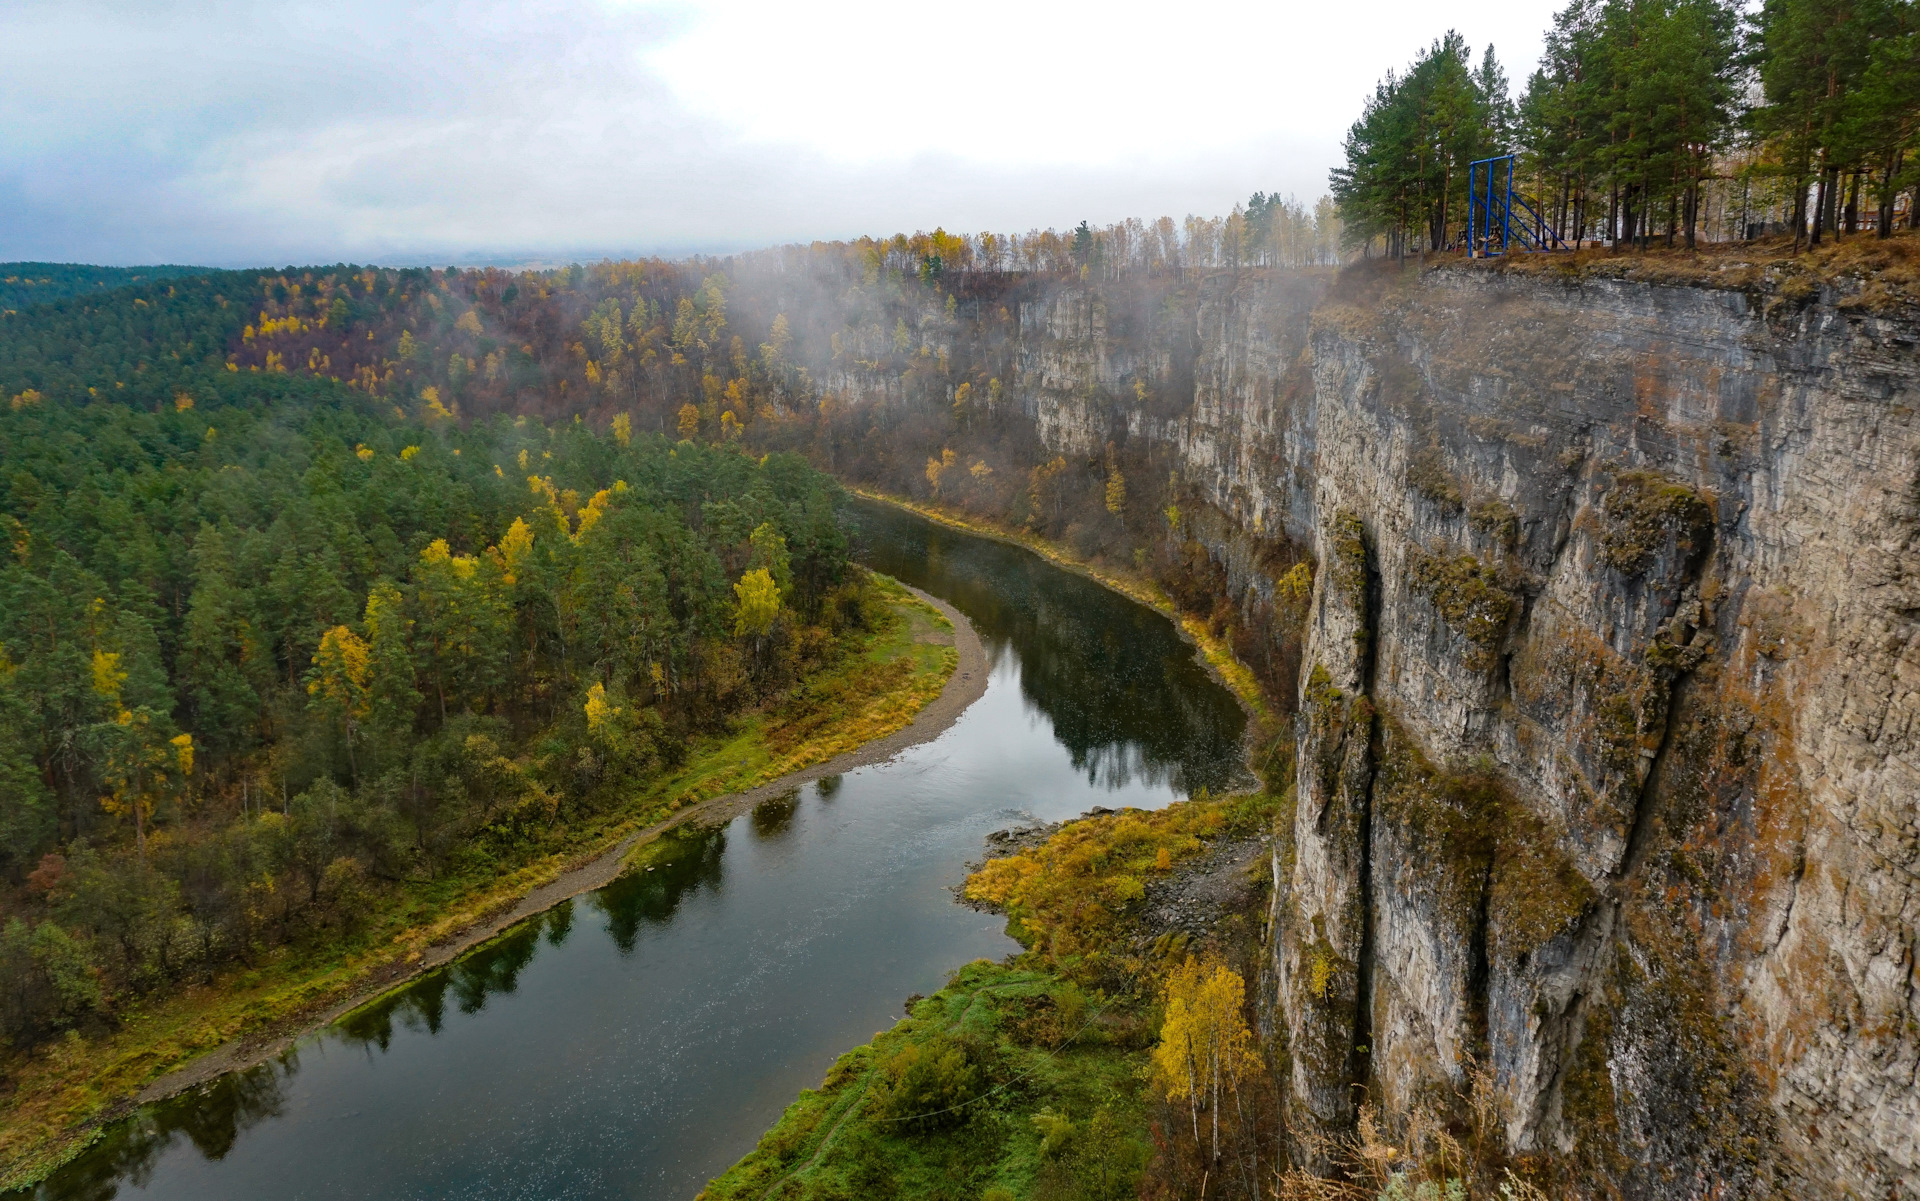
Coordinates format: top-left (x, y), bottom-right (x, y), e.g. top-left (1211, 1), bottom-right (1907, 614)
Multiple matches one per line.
top-left (850, 500), bottom-right (1247, 797)
top-left (751, 789), bottom-right (801, 839)
top-left (591, 824), bottom-right (726, 955)
top-left (21, 1061), bottom-right (289, 1201)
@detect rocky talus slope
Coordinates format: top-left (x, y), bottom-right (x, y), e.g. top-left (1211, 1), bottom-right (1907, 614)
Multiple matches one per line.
top-left (798, 255), bottom-right (1920, 1198)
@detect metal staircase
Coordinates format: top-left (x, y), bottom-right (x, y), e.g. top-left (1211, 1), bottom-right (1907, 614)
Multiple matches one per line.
top-left (1467, 154), bottom-right (1572, 256)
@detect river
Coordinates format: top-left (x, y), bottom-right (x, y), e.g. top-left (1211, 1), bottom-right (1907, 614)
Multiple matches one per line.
top-left (17, 500), bottom-right (1247, 1201)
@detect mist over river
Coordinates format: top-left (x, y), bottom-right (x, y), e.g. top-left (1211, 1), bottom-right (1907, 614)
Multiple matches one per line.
top-left (17, 501), bottom-right (1246, 1201)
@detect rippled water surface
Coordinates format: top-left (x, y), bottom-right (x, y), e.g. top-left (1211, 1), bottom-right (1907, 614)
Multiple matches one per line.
top-left (21, 501), bottom-right (1245, 1201)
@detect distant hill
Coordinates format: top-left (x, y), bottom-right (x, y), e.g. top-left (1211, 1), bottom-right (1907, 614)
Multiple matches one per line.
top-left (0, 262), bottom-right (210, 310)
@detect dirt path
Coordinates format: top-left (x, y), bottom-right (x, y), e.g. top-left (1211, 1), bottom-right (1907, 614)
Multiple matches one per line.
top-left (127, 585), bottom-right (987, 1111)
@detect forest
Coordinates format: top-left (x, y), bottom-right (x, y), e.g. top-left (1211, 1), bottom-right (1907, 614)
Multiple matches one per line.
top-left (2, 0), bottom-right (1913, 1184)
top-left (1333, 0), bottom-right (1920, 253)
top-left (0, 265), bottom-right (873, 1061)
top-left (0, 265), bottom-right (207, 314)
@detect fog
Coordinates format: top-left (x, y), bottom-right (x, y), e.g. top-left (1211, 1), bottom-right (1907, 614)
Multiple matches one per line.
top-left (1, 0), bottom-right (1553, 266)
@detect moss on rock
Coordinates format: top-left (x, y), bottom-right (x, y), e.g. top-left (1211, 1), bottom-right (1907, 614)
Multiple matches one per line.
top-left (1327, 510), bottom-right (1369, 614)
top-left (1597, 470), bottom-right (1713, 577)
top-left (1404, 543), bottom-right (1518, 671)
top-left (1468, 497), bottom-right (1519, 550)
top-left (1372, 713), bottom-right (1595, 968)
top-left (1407, 446), bottom-right (1464, 515)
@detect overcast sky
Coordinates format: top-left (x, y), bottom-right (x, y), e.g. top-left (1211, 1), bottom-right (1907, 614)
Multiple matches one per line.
top-left (1, 0), bottom-right (1560, 268)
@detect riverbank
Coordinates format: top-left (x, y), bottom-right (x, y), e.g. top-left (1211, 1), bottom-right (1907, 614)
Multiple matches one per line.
top-left (0, 580), bottom-right (987, 1192)
top-left (849, 489), bottom-right (1274, 727)
top-left (697, 790), bottom-right (1282, 1201)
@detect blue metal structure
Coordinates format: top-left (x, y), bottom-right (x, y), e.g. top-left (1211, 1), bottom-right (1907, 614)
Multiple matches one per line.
top-left (1467, 155), bottom-right (1572, 256)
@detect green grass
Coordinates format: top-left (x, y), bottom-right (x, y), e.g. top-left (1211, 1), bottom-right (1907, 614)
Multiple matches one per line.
top-left (698, 960), bottom-right (1152, 1201)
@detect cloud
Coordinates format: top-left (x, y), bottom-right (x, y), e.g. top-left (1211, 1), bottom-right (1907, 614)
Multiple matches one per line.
top-left (0, 0), bottom-right (1554, 266)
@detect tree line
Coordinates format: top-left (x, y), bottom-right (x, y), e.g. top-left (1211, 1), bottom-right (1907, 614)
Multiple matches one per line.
top-left (1333, 0), bottom-right (1919, 254)
top-left (0, 272), bottom-right (861, 1053)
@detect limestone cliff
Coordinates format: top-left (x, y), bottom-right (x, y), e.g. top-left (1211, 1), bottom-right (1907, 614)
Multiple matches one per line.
top-left (781, 256), bottom-right (1920, 1199)
top-left (1268, 265), bottom-right (1918, 1201)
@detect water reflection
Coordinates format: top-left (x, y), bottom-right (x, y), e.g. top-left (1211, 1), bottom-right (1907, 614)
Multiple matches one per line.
top-left (749, 789), bottom-right (802, 838)
top-left (18, 504), bottom-right (1245, 1201)
top-left (850, 499), bottom-right (1247, 796)
top-left (593, 825), bottom-right (727, 955)
top-left (26, 1062), bottom-right (290, 1201)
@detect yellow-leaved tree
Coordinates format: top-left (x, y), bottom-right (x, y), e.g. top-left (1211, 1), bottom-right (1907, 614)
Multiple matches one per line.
top-left (308, 624), bottom-right (371, 776)
top-left (499, 516), bottom-right (535, 578)
top-left (734, 568), bottom-right (780, 639)
top-left (735, 566), bottom-right (782, 694)
top-left (583, 681), bottom-right (619, 732)
top-left (748, 523), bottom-right (792, 600)
top-left (88, 648), bottom-right (193, 859)
top-left (926, 448), bottom-right (957, 495)
top-left (677, 403), bottom-right (701, 440)
top-left (1151, 957), bottom-right (1262, 1164)
top-left (1028, 456), bottom-right (1070, 528)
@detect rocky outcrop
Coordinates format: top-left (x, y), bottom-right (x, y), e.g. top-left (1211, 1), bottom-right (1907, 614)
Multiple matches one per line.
top-left (794, 257), bottom-right (1920, 1199)
top-left (1270, 267), bottom-right (1918, 1201)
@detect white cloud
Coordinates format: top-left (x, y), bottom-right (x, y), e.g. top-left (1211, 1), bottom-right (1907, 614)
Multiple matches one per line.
top-left (646, 0), bottom-right (1546, 169)
top-left (0, 0), bottom-right (1557, 266)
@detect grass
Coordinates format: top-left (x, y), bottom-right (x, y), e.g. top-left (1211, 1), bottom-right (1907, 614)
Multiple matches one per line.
top-left (964, 794), bottom-right (1275, 983)
top-left (850, 488), bottom-right (1273, 725)
top-left (1467, 226), bottom-right (1920, 310)
top-left (700, 789), bottom-right (1282, 1201)
top-left (695, 960), bottom-right (1154, 1201)
top-left (0, 579), bottom-right (958, 1191)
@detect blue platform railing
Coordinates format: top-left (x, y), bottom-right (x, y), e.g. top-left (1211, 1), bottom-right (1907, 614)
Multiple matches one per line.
top-left (1467, 155), bottom-right (1572, 256)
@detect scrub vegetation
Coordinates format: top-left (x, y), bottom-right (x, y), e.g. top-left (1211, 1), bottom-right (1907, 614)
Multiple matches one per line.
top-left (703, 790), bottom-right (1288, 1201)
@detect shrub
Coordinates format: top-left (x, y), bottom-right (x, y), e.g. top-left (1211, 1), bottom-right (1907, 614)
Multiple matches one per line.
top-left (0, 919), bottom-right (102, 1046)
top-left (869, 1033), bottom-right (982, 1134)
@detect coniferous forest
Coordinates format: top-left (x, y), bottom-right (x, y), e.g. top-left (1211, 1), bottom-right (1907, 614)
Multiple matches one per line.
top-left (1331, 0), bottom-right (1920, 254)
top-left (0, 263), bottom-right (866, 1056)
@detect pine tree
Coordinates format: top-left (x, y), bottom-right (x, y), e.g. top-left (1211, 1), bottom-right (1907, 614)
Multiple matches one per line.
top-left (178, 527), bottom-right (260, 761)
top-left (1517, 0), bottom-right (1739, 247)
top-left (1332, 33), bottom-right (1513, 256)
top-left (362, 580), bottom-right (420, 753)
top-left (1747, 0), bottom-right (1914, 245)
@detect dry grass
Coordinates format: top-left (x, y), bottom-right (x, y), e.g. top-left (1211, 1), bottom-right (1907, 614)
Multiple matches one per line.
top-left (1461, 227), bottom-right (1920, 312)
top-left (1273, 1062), bottom-right (1549, 1201)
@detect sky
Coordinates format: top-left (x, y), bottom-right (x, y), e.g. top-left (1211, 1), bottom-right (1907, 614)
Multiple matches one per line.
top-left (0, 0), bottom-right (1559, 268)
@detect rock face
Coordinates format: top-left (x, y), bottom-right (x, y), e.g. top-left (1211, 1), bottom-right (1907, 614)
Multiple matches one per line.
top-left (803, 260), bottom-right (1920, 1198)
top-left (1273, 267), bottom-right (1918, 1201)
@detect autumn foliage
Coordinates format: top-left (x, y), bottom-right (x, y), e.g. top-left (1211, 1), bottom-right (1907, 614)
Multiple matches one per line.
top-left (0, 348), bottom-right (867, 1058)
top-left (964, 804), bottom-right (1225, 979)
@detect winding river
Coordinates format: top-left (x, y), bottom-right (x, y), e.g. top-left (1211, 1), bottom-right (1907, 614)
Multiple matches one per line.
top-left (17, 501), bottom-right (1247, 1201)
